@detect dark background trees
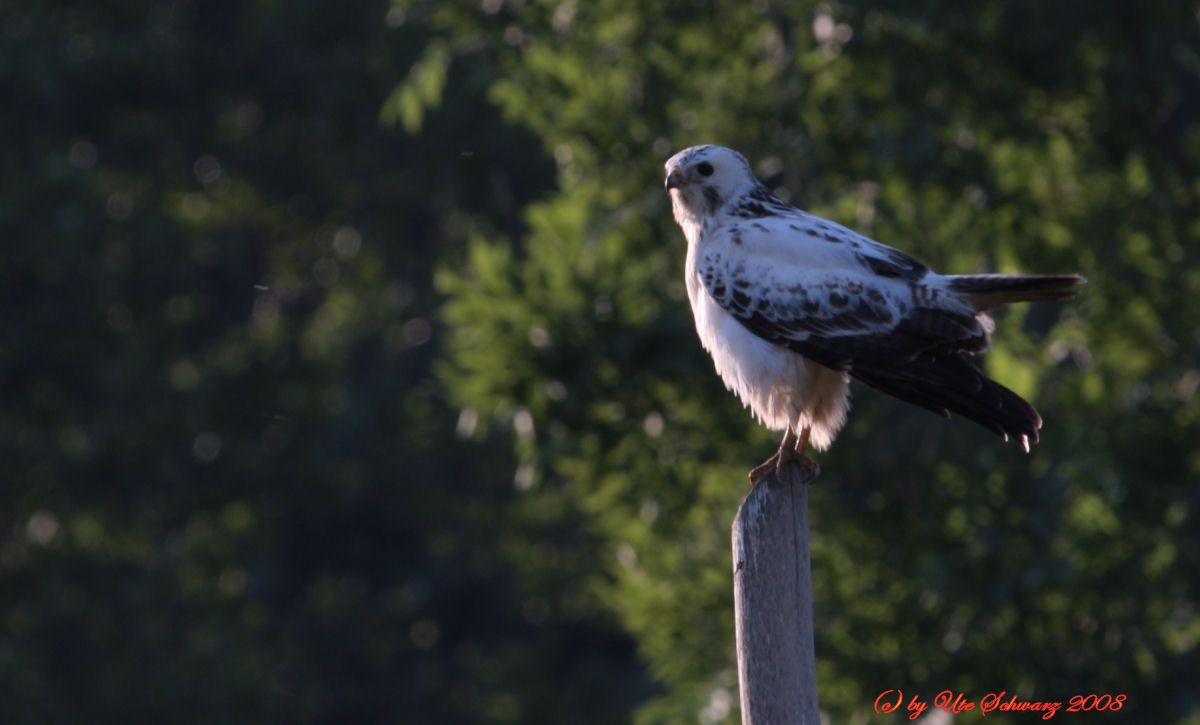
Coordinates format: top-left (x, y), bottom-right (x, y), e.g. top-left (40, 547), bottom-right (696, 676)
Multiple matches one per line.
top-left (2, 1), bottom-right (1198, 722)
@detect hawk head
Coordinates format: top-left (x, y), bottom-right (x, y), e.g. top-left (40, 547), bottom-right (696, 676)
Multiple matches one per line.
top-left (664, 145), bottom-right (756, 232)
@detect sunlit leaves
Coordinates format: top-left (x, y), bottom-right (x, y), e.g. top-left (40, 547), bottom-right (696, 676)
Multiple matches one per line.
top-left (380, 40), bottom-right (450, 133)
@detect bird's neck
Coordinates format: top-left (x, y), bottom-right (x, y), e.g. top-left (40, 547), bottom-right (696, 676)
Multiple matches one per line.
top-left (671, 198), bottom-right (701, 244)
top-left (672, 198), bottom-right (725, 247)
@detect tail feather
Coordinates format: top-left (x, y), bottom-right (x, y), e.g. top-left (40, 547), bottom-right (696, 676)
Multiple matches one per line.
top-left (947, 274), bottom-right (1085, 310)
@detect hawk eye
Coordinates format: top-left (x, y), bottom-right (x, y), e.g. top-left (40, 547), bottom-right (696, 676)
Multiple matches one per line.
top-left (697, 162), bottom-right (715, 177)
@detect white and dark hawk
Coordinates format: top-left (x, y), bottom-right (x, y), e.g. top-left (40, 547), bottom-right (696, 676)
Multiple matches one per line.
top-left (664, 145), bottom-right (1084, 482)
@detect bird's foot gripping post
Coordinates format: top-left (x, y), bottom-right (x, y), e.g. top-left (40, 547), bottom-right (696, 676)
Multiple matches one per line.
top-left (732, 461), bottom-right (821, 724)
top-left (747, 452), bottom-right (820, 485)
top-left (749, 428), bottom-right (820, 485)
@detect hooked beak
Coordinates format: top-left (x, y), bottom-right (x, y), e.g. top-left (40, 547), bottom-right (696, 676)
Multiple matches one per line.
top-left (664, 171), bottom-right (682, 190)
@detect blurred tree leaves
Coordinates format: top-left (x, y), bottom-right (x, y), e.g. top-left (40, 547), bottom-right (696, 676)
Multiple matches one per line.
top-left (380, 40), bottom-right (450, 133)
top-left (1, 1), bottom-right (645, 723)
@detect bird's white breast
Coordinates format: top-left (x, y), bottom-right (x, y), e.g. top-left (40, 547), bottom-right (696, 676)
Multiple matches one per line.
top-left (684, 238), bottom-right (850, 450)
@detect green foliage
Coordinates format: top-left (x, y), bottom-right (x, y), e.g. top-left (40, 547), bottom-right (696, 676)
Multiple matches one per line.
top-left (381, 40), bottom-right (450, 133)
top-left (426, 0), bottom-right (1200, 721)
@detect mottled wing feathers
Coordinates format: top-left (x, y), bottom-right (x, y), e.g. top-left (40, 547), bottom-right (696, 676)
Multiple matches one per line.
top-left (708, 276), bottom-right (898, 350)
top-left (699, 225), bottom-right (1043, 448)
top-left (701, 255), bottom-right (987, 371)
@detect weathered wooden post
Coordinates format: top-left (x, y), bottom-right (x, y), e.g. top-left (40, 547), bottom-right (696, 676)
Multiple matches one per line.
top-left (731, 463), bottom-right (820, 724)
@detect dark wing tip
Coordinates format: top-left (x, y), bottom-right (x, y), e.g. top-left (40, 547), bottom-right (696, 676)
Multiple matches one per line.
top-left (851, 357), bottom-right (1044, 450)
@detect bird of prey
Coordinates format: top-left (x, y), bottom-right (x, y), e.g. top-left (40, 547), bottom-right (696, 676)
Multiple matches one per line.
top-left (664, 145), bottom-right (1083, 482)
